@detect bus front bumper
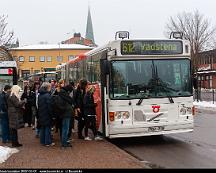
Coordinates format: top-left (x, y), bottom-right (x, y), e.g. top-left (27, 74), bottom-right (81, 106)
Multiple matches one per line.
top-left (108, 121), bottom-right (194, 138)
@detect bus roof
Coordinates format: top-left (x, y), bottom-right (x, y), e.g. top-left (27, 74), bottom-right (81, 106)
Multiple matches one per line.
top-left (84, 39), bottom-right (190, 57)
top-left (61, 38), bottom-right (190, 67)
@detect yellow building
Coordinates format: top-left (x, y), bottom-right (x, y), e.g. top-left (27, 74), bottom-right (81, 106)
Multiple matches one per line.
top-left (10, 44), bottom-right (92, 78)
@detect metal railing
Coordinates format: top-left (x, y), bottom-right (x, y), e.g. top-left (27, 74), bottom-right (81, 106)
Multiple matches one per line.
top-left (194, 89), bottom-right (216, 103)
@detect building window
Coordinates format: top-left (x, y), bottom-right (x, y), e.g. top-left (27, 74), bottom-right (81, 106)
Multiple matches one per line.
top-left (21, 70), bottom-right (30, 79)
top-left (29, 56), bottom-right (35, 62)
top-left (44, 68), bottom-right (56, 72)
top-left (68, 55), bottom-right (75, 61)
top-left (34, 70), bottom-right (40, 74)
top-left (19, 56), bottom-right (24, 62)
top-left (47, 56), bottom-right (52, 62)
top-left (40, 56), bottom-right (45, 62)
top-left (57, 56), bottom-right (63, 62)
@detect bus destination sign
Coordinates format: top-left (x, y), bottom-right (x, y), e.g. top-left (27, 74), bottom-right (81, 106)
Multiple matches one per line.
top-left (121, 40), bottom-right (183, 55)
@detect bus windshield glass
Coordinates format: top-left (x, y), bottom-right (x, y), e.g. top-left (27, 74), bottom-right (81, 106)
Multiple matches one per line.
top-left (45, 73), bottom-right (56, 82)
top-left (110, 59), bottom-right (192, 99)
top-left (0, 76), bottom-right (13, 91)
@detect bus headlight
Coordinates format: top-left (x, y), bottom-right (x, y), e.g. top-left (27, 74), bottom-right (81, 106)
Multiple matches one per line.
top-left (180, 107), bottom-right (187, 115)
top-left (187, 107), bottom-right (192, 114)
top-left (180, 107), bottom-right (192, 115)
top-left (115, 112), bottom-right (122, 119)
top-left (115, 111), bottom-right (130, 119)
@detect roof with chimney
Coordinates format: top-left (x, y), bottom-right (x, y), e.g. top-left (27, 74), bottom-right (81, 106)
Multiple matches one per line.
top-left (62, 33), bottom-right (96, 47)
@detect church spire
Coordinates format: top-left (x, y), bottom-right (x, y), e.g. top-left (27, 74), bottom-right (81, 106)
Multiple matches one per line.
top-left (85, 6), bottom-right (95, 43)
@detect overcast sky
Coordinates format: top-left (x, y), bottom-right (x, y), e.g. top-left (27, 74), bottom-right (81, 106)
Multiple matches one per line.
top-left (0, 0), bottom-right (215, 46)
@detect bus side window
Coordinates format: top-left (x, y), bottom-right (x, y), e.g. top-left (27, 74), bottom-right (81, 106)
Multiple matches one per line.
top-left (92, 56), bottom-right (101, 83)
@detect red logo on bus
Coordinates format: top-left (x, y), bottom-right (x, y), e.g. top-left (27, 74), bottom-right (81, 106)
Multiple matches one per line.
top-left (8, 68), bottom-right (13, 75)
top-left (152, 105), bottom-right (160, 113)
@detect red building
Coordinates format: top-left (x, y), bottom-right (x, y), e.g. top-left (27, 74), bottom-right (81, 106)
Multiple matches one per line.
top-left (197, 49), bottom-right (216, 89)
top-left (62, 33), bottom-right (97, 47)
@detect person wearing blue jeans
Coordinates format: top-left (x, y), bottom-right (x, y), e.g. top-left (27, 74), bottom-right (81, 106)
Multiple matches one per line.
top-left (38, 82), bottom-right (55, 147)
top-left (1, 113), bottom-right (10, 143)
top-left (55, 85), bottom-right (74, 148)
top-left (40, 126), bottom-right (52, 145)
top-left (0, 85), bottom-right (12, 143)
top-left (35, 126), bottom-right (40, 137)
top-left (61, 117), bottom-right (71, 147)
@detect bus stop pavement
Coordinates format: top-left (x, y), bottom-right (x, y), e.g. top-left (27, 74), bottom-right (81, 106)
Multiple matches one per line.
top-left (0, 128), bottom-right (145, 169)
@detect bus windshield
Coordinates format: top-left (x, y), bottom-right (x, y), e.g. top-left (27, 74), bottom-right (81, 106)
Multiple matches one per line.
top-left (110, 59), bottom-right (192, 99)
top-left (0, 76), bottom-right (13, 91)
top-left (29, 72), bottom-right (57, 82)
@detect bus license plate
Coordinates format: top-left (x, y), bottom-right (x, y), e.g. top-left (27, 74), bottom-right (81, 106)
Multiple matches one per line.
top-left (148, 126), bottom-right (164, 132)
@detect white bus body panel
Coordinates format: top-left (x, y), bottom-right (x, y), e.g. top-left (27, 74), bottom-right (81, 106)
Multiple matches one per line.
top-left (107, 97), bottom-right (193, 138)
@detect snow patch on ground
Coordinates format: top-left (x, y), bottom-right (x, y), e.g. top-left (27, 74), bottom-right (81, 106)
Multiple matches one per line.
top-left (193, 101), bottom-right (216, 110)
top-left (0, 146), bottom-right (19, 164)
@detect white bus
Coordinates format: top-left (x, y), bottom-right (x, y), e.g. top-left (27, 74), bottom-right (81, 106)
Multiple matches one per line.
top-left (28, 71), bottom-right (57, 83)
top-left (0, 60), bottom-right (18, 92)
top-left (57, 32), bottom-right (194, 138)
top-left (0, 47), bottom-right (18, 91)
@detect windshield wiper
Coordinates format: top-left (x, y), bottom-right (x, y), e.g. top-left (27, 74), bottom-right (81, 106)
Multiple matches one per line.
top-left (151, 63), bottom-right (175, 103)
top-left (136, 98), bottom-right (144, 105)
top-left (168, 95), bottom-right (174, 103)
top-left (136, 92), bottom-right (149, 105)
top-left (158, 84), bottom-right (176, 103)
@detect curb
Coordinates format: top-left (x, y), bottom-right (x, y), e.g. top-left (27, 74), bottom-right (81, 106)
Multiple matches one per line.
top-left (194, 106), bottom-right (216, 113)
top-left (105, 139), bottom-right (149, 169)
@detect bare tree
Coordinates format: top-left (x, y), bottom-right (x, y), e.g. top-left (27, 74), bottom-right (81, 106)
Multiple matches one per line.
top-left (165, 10), bottom-right (216, 72)
top-left (0, 15), bottom-right (14, 47)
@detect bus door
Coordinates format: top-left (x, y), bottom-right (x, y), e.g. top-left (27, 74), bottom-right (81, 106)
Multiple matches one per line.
top-left (91, 82), bottom-right (108, 137)
top-left (91, 83), bottom-right (102, 130)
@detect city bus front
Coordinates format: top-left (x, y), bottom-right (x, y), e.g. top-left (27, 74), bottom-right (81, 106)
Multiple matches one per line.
top-left (107, 40), bottom-right (194, 138)
top-left (0, 61), bottom-right (17, 91)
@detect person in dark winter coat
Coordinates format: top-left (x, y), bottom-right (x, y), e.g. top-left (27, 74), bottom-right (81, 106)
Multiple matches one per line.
top-left (64, 81), bottom-right (75, 140)
top-left (21, 85), bottom-right (33, 127)
top-left (0, 85), bottom-right (12, 143)
top-left (52, 79), bottom-right (64, 134)
top-left (7, 85), bottom-right (26, 147)
top-left (57, 87), bottom-right (74, 147)
top-left (50, 79), bottom-right (57, 95)
top-left (38, 82), bottom-right (55, 147)
top-left (83, 85), bottom-right (102, 141)
top-left (30, 81), bottom-right (40, 136)
top-left (73, 79), bottom-right (88, 139)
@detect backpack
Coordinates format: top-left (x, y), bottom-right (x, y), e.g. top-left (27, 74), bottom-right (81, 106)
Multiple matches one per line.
top-left (51, 95), bottom-right (66, 115)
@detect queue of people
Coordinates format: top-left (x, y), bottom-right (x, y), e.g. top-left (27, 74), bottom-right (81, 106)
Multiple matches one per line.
top-left (0, 78), bottom-right (102, 149)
